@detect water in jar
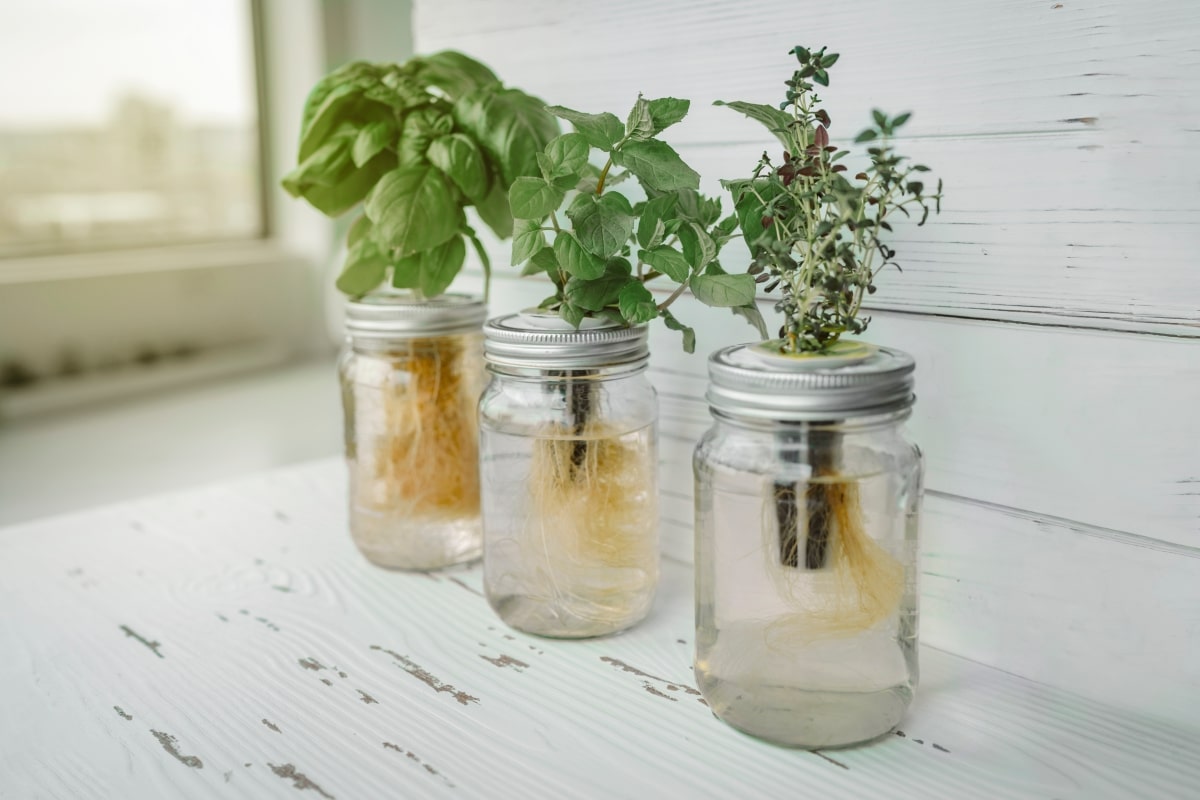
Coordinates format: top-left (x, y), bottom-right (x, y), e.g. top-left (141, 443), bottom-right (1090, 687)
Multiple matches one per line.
top-left (480, 421), bottom-right (658, 638)
top-left (694, 439), bottom-right (920, 748)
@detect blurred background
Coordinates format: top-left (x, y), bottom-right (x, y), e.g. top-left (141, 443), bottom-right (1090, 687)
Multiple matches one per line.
top-left (0, 1), bottom-right (415, 523)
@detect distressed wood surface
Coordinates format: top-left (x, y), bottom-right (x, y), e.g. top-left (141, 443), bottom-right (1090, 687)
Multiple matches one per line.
top-left (2, 459), bottom-right (1198, 799)
top-left (415, 0), bottom-right (1200, 335)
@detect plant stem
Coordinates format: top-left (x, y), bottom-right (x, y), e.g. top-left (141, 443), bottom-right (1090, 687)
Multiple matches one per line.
top-left (595, 157), bottom-right (614, 195)
top-left (657, 281), bottom-right (690, 312)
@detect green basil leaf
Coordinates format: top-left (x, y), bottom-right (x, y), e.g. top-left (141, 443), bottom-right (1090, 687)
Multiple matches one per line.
top-left (612, 140), bottom-right (700, 192)
top-left (454, 87), bottom-right (560, 185)
top-left (392, 253), bottom-right (421, 289)
top-left (418, 235), bottom-right (466, 297)
top-left (511, 218), bottom-right (546, 266)
top-left (366, 165), bottom-right (463, 256)
top-left (335, 238), bottom-right (388, 296)
top-left (689, 272), bottom-right (756, 307)
top-left (427, 133), bottom-right (489, 200)
top-left (636, 193), bottom-right (679, 249)
top-left (660, 308), bottom-right (696, 353)
top-left (542, 132), bottom-right (590, 178)
top-left (347, 214), bottom-right (372, 247)
top-left (617, 282), bottom-right (657, 324)
top-left (414, 50), bottom-right (500, 100)
top-left (642, 245), bottom-right (691, 282)
top-left (713, 100), bottom-right (793, 148)
top-left (647, 97), bottom-right (690, 135)
top-left (352, 120), bottom-right (395, 167)
top-left (553, 232), bottom-right (605, 279)
top-left (298, 63), bottom-right (379, 160)
top-left (474, 180), bottom-right (514, 239)
top-left (545, 105), bottom-right (624, 152)
top-left (566, 194), bottom-right (635, 258)
top-left (508, 177), bottom-right (564, 220)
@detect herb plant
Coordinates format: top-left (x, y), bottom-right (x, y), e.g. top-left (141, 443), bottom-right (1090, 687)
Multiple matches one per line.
top-left (508, 95), bottom-right (766, 352)
top-left (718, 46), bottom-right (943, 353)
top-left (283, 51), bottom-right (558, 300)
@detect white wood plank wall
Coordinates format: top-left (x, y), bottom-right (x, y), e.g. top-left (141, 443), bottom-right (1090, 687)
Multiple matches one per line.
top-left (413, 0), bottom-right (1200, 726)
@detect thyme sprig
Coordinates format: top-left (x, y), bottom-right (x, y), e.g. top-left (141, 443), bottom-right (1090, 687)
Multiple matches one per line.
top-left (719, 46), bottom-right (943, 353)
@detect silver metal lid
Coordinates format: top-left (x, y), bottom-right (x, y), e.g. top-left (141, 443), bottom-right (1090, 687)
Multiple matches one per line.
top-left (483, 311), bottom-right (649, 370)
top-left (706, 342), bottom-right (916, 421)
top-left (344, 293), bottom-right (487, 338)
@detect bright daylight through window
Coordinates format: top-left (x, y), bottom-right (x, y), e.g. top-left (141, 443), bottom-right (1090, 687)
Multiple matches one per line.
top-left (0, 0), bottom-right (262, 257)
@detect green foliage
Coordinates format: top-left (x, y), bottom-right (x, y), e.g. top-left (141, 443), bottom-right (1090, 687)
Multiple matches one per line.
top-left (508, 95), bottom-right (759, 351)
top-left (281, 51), bottom-right (559, 298)
top-left (717, 46), bottom-right (944, 353)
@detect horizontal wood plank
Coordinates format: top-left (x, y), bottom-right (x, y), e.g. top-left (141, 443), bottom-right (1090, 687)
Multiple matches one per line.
top-left (1, 460), bottom-right (1197, 797)
top-left (414, 0), bottom-right (1200, 334)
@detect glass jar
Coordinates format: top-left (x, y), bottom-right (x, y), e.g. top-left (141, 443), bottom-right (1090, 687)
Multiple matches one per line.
top-left (693, 343), bottom-right (923, 748)
top-left (479, 312), bottom-right (659, 638)
top-left (339, 293), bottom-right (487, 570)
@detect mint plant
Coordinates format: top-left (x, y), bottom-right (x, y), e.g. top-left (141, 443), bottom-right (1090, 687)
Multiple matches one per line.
top-left (507, 95), bottom-right (765, 352)
top-left (283, 52), bottom-right (558, 300)
top-left (718, 46), bottom-right (942, 354)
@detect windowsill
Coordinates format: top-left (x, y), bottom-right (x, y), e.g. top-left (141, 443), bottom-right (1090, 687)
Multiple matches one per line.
top-left (0, 239), bottom-right (305, 285)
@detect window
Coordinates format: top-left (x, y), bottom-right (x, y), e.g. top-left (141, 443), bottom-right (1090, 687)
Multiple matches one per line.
top-left (0, 0), bottom-right (263, 257)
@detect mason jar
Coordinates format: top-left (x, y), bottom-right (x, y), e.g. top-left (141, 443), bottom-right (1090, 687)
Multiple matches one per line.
top-left (339, 293), bottom-right (487, 570)
top-left (479, 312), bottom-right (659, 638)
top-left (693, 343), bottom-right (923, 748)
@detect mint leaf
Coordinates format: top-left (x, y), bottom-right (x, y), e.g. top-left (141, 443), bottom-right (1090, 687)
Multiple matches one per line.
top-left (414, 50), bottom-right (499, 100)
top-left (542, 133), bottom-right (590, 179)
top-left (731, 302), bottom-right (768, 338)
top-left (713, 100), bottom-right (793, 148)
top-left (335, 238), bottom-right (388, 296)
top-left (689, 273), bottom-right (756, 307)
top-left (613, 140), bottom-right (700, 192)
top-left (508, 177), bottom-right (564, 220)
top-left (352, 120), bottom-right (394, 167)
top-left (418, 235), bottom-right (466, 297)
top-left (677, 221), bottom-right (716, 270)
top-left (647, 97), bottom-right (690, 135)
top-left (366, 165), bottom-right (463, 256)
top-left (565, 262), bottom-right (632, 312)
top-left (511, 218), bottom-right (546, 266)
top-left (660, 308), bottom-right (696, 353)
top-left (553, 232), bottom-right (605, 279)
top-left (427, 133), bottom-right (489, 200)
top-left (558, 302), bottom-right (584, 328)
top-left (523, 245), bottom-right (558, 276)
top-left (566, 194), bottom-right (635, 258)
top-left (636, 193), bottom-right (679, 249)
top-left (642, 245), bottom-right (690, 282)
top-left (546, 105), bottom-right (624, 152)
top-left (625, 95), bottom-right (654, 140)
top-left (454, 87), bottom-right (560, 184)
top-left (617, 282), bottom-right (657, 324)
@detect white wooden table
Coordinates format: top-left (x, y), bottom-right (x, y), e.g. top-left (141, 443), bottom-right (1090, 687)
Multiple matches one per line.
top-left (1, 458), bottom-right (1196, 799)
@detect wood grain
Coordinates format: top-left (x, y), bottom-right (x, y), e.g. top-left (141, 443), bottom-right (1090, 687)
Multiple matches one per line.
top-left (1, 461), bottom-right (1197, 798)
top-left (414, 0), bottom-right (1200, 335)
